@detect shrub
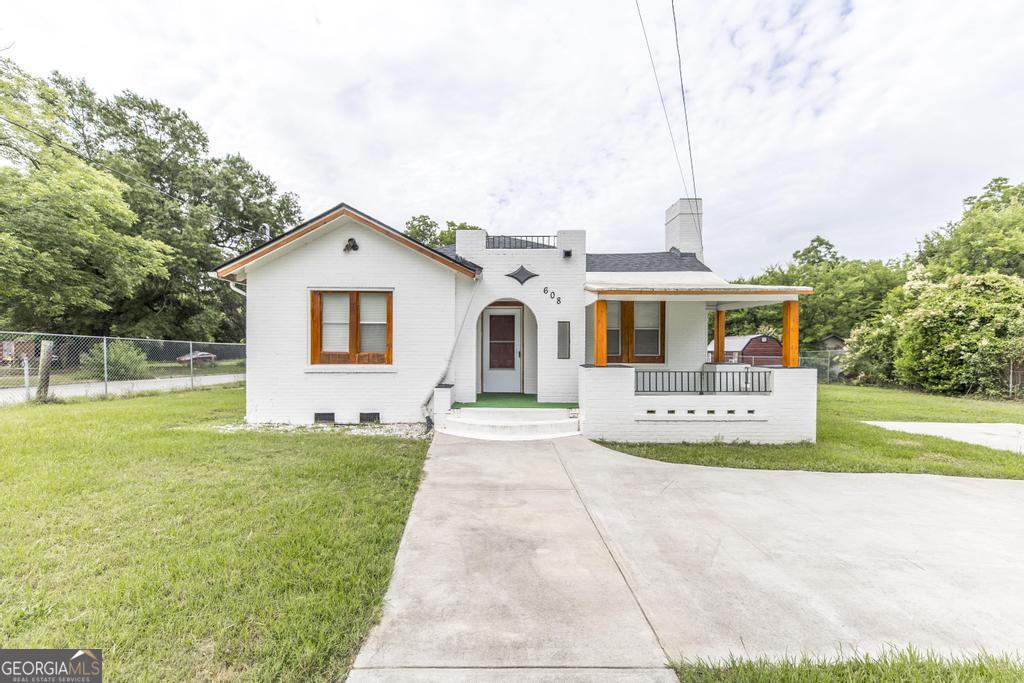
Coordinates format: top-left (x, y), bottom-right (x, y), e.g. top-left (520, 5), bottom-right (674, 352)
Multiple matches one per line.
top-left (843, 271), bottom-right (1024, 395)
top-left (894, 273), bottom-right (1024, 394)
top-left (841, 313), bottom-right (900, 384)
top-left (80, 340), bottom-right (152, 380)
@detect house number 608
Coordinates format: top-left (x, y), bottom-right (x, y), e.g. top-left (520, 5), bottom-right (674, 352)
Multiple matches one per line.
top-left (542, 287), bottom-right (561, 304)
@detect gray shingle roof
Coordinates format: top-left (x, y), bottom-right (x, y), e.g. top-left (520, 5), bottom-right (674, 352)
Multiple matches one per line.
top-left (435, 244), bottom-right (483, 273)
top-left (586, 248), bottom-right (711, 272)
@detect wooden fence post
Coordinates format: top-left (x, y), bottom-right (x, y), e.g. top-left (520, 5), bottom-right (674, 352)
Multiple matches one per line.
top-left (36, 339), bottom-right (54, 401)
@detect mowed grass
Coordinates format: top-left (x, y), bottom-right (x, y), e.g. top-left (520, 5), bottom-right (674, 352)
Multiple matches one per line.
top-left (0, 386), bottom-right (428, 681)
top-left (673, 647), bottom-right (1024, 682)
top-left (604, 384), bottom-right (1024, 479)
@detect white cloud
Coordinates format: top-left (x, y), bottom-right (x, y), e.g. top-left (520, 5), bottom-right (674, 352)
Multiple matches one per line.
top-left (4, 0), bottom-right (1023, 277)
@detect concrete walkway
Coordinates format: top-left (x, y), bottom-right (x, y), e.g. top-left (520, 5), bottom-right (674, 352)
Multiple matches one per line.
top-left (350, 435), bottom-right (1024, 681)
top-left (0, 373), bottom-right (244, 406)
top-left (866, 421), bottom-right (1024, 454)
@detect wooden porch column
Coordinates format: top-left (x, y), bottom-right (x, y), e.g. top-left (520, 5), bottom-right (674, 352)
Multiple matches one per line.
top-left (594, 299), bottom-right (607, 367)
top-left (713, 310), bottom-right (726, 363)
top-left (782, 300), bottom-right (799, 367)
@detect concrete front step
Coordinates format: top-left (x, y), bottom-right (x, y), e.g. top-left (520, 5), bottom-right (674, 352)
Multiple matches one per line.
top-left (438, 407), bottom-right (580, 441)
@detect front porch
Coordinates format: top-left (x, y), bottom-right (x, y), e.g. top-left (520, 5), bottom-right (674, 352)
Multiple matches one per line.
top-left (578, 284), bottom-right (816, 444)
top-left (578, 364), bottom-right (816, 443)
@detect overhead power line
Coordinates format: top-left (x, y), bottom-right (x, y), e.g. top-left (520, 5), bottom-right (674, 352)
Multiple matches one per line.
top-left (634, 0), bottom-right (702, 243)
top-left (634, 0), bottom-right (692, 200)
top-left (670, 0), bottom-right (698, 203)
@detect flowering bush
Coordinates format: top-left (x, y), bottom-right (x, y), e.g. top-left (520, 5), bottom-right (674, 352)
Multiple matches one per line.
top-left (844, 272), bottom-right (1024, 395)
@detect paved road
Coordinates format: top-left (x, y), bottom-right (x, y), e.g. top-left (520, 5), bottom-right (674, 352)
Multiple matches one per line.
top-left (0, 373), bottom-right (244, 405)
top-left (350, 434), bottom-right (1024, 681)
top-left (867, 421), bottom-right (1024, 454)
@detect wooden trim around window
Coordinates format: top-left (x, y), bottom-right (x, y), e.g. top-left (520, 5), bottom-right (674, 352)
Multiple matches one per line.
top-left (606, 301), bottom-right (665, 364)
top-left (310, 290), bottom-right (393, 365)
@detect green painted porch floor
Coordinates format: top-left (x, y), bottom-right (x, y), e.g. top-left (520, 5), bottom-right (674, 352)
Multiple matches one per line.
top-left (452, 393), bottom-right (578, 409)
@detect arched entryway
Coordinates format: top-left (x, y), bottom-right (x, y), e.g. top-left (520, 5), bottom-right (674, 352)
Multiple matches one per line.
top-left (476, 299), bottom-right (538, 395)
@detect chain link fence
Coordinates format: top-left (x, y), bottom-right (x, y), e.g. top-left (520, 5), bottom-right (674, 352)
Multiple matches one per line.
top-left (1007, 360), bottom-right (1024, 400)
top-left (0, 331), bottom-right (245, 405)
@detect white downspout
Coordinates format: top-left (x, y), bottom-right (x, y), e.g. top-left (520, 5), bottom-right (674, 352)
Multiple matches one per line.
top-left (229, 281), bottom-right (247, 297)
top-left (422, 273), bottom-right (482, 421)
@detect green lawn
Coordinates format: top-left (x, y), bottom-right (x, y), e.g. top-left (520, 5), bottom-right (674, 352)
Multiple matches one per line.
top-left (673, 647), bottom-right (1024, 682)
top-left (0, 386), bottom-right (428, 681)
top-left (604, 384), bottom-right (1024, 479)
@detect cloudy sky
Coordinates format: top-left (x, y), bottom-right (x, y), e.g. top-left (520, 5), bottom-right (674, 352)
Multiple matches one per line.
top-left (5, 1), bottom-right (1023, 277)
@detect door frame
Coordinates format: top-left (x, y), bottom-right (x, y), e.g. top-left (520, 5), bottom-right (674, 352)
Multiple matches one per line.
top-left (480, 304), bottom-right (525, 394)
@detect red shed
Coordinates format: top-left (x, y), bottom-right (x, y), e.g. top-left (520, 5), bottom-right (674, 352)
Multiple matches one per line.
top-left (707, 334), bottom-right (783, 366)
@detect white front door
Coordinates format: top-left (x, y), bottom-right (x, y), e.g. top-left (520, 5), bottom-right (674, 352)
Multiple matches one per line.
top-left (482, 308), bottom-right (522, 393)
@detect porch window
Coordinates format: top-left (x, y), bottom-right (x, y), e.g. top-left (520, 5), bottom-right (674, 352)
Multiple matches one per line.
top-left (606, 300), bottom-right (665, 364)
top-left (606, 302), bottom-right (621, 356)
top-left (634, 301), bottom-right (661, 356)
top-left (311, 290), bottom-right (393, 364)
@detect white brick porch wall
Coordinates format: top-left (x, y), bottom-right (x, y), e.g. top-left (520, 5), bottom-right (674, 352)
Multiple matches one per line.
top-left (578, 365), bottom-right (817, 443)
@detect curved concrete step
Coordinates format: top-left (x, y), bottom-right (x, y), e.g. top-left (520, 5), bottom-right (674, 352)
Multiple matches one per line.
top-left (438, 407), bottom-right (580, 441)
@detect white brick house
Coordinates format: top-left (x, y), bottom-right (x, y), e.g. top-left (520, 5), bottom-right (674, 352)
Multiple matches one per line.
top-left (213, 200), bottom-right (816, 443)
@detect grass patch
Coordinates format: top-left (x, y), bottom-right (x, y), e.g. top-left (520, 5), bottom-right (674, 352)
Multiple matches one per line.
top-left (673, 647), bottom-right (1024, 682)
top-left (453, 392), bottom-right (578, 409)
top-left (603, 384), bottom-right (1024, 479)
top-left (0, 385), bottom-right (428, 680)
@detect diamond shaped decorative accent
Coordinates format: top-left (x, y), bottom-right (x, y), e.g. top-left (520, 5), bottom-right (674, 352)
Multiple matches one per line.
top-left (505, 265), bottom-right (538, 285)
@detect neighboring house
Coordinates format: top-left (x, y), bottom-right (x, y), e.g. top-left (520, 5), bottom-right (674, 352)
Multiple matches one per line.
top-left (819, 334), bottom-right (847, 352)
top-left (212, 198), bottom-right (816, 443)
top-left (706, 334), bottom-right (782, 366)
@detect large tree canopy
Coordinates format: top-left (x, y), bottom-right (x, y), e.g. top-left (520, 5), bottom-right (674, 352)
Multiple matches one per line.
top-left (0, 59), bottom-right (170, 333)
top-left (0, 57), bottom-right (301, 340)
top-left (843, 178), bottom-right (1024, 394)
top-left (917, 178), bottom-right (1024, 281)
top-left (50, 75), bottom-right (302, 341)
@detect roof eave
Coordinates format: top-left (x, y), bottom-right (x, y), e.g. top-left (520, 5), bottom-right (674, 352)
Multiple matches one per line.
top-left (211, 203), bottom-right (480, 280)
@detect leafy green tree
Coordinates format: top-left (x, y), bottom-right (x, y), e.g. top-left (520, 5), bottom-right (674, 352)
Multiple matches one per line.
top-left (404, 215), bottom-right (480, 247)
top-left (0, 59), bottom-right (170, 333)
top-left (48, 72), bottom-right (301, 341)
top-left (403, 215), bottom-right (441, 245)
top-left (840, 266), bottom-right (930, 384)
top-left (917, 179), bottom-right (1024, 281)
top-left (894, 273), bottom-right (1024, 394)
top-left (727, 236), bottom-right (906, 344)
top-left (436, 220), bottom-right (480, 246)
top-left (843, 268), bottom-right (1024, 395)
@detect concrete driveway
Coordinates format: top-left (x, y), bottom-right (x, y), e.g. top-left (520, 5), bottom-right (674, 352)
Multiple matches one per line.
top-left (866, 421), bottom-right (1024, 454)
top-left (349, 434), bottom-right (1024, 681)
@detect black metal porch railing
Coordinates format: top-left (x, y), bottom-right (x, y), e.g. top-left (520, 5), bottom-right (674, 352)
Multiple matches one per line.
top-left (634, 370), bottom-right (773, 394)
top-left (485, 235), bottom-right (557, 249)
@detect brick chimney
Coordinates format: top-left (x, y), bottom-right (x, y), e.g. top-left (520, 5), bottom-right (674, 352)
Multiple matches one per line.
top-left (664, 198), bottom-right (703, 262)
